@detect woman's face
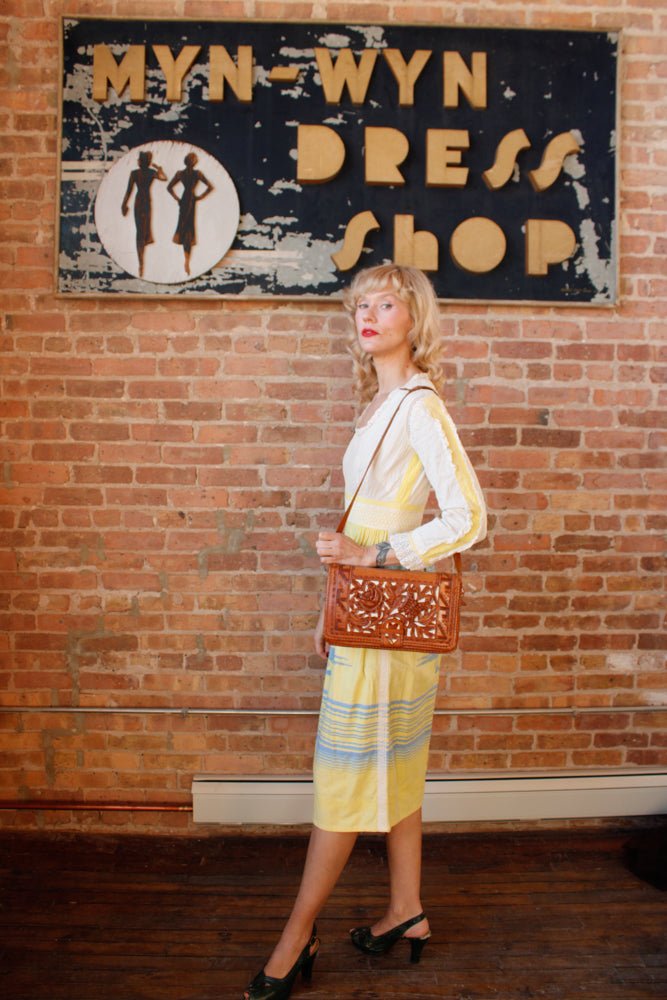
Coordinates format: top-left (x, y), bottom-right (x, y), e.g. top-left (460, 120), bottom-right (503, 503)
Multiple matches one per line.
top-left (354, 286), bottom-right (413, 362)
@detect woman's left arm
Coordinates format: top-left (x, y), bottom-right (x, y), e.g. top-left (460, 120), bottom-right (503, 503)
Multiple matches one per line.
top-left (389, 396), bottom-right (487, 571)
top-left (315, 531), bottom-right (396, 568)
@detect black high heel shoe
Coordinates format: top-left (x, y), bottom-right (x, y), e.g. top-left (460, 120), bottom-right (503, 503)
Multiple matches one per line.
top-left (350, 912), bottom-right (430, 964)
top-left (243, 927), bottom-right (320, 1000)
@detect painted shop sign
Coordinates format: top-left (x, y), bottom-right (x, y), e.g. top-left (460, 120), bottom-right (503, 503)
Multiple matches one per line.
top-left (57, 18), bottom-right (618, 302)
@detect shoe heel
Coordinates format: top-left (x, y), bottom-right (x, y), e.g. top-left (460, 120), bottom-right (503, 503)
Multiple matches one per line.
top-left (409, 934), bottom-right (430, 964)
top-left (301, 938), bottom-right (319, 982)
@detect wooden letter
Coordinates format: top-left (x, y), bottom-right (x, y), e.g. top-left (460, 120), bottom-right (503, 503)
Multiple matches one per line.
top-left (526, 219), bottom-right (577, 275)
top-left (152, 45), bottom-right (201, 102)
top-left (93, 44), bottom-right (146, 102)
top-left (443, 51), bottom-right (487, 108)
top-left (269, 66), bottom-right (301, 83)
top-left (529, 132), bottom-right (580, 191)
top-left (365, 127), bottom-right (409, 185)
top-left (297, 125), bottom-right (346, 183)
top-left (383, 49), bottom-right (431, 106)
top-left (332, 211), bottom-right (381, 271)
top-left (483, 128), bottom-right (531, 189)
top-left (314, 47), bottom-right (378, 104)
top-left (394, 215), bottom-right (438, 271)
top-left (450, 217), bottom-right (506, 273)
top-left (209, 45), bottom-right (253, 102)
top-left (426, 129), bottom-right (470, 187)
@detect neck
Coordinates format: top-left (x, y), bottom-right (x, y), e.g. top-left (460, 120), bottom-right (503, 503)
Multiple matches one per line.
top-left (374, 360), bottom-right (421, 397)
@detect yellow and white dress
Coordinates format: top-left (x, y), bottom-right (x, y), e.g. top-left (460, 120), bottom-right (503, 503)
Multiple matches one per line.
top-left (313, 375), bottom-right (487, 832)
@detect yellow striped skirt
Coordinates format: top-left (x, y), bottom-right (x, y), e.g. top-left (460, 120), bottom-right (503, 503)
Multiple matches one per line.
top-left (313, 643), bottom-right (440, 832)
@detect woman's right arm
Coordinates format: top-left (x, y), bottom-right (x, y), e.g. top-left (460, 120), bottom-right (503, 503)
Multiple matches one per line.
top-left (314, 606), bottom-right (328, 658)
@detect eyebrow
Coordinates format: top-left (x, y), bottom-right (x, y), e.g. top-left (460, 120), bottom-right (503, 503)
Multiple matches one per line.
top-left (357, 292), bottom-right (398, 302)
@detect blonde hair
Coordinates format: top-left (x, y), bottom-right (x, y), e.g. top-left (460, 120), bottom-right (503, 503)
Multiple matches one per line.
top-left (343, 265), bottom-right (445, 403)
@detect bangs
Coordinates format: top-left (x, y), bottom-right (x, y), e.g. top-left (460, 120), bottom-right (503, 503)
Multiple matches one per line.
top-left (343, 265), bottom-right (414, 313)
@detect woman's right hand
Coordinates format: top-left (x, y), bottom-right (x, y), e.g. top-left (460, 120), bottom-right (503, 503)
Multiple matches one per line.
top-left (314, 607), bottom-right (329, 659)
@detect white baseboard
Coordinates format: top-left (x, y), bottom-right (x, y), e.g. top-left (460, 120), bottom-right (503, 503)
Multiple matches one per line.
top-left (191, 770), bottom-right (667, 826)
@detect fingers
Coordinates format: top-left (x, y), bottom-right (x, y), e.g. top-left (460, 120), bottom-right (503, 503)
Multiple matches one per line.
top-left (316, 531), bottom-right (366, 567)
top-left (316, 531), bottom-right (341, 562)
top-left (314, 610), bottom-right (329, 659)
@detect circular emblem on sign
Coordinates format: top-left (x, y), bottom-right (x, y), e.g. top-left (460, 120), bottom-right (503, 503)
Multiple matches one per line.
top-left (94, 141), bottom-right (240, 284)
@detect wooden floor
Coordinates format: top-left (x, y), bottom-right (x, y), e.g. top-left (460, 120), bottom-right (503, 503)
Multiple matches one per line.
top-left (1, 825), bottom-right (666, 1000)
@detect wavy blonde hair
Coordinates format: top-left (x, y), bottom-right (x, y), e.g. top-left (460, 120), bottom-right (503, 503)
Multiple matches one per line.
top-left (343, 264), bottom-right (445, 403)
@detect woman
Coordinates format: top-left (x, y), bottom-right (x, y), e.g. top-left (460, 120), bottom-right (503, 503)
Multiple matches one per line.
top-left (243, 265), bottom-right (486, 1000)
top-left (167, 152), bottom-right (213, 275)
top-left (121, 150), bottom-right (167, 277)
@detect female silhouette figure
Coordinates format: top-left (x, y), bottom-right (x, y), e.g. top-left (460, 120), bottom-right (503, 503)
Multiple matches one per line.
top-left (167, 153), bottom-right (214, 275)
top-left (121, 151), bottom-right (167, 277)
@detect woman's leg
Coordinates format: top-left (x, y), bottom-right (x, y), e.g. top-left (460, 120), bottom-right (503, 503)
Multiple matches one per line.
top-left (257, 825), bottom-right (358, 982)
top-left (368, 807), bottom-right (429, 939)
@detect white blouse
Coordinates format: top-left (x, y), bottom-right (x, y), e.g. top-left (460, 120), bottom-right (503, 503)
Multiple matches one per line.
top-left (342, 374), bottom-right (487, 571)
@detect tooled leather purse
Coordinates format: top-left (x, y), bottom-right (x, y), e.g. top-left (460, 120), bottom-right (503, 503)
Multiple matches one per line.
top-left (323, 386), bottom-right (463, 654)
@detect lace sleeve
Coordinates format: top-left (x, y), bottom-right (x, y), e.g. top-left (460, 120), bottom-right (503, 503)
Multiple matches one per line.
top-left (389, 395), bottom-right (486, 570)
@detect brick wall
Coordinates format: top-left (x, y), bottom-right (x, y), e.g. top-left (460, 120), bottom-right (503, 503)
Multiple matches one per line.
top-left (1, 0), bottom-right (665, 833)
